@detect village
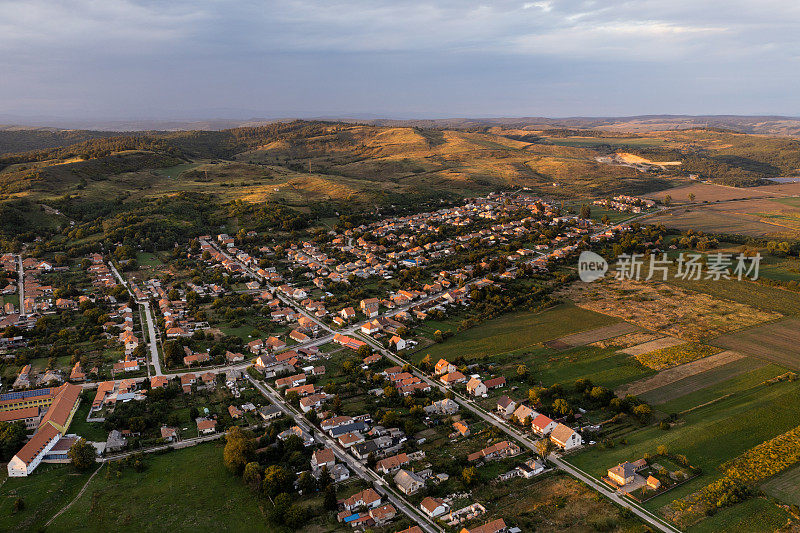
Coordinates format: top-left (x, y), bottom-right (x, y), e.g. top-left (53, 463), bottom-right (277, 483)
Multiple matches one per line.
top-left (0, 191), bottom-right (678, 533)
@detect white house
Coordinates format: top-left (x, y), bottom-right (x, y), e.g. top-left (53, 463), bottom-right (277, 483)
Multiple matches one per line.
top-left (420, 497), bottom-right (449, 518)
top-left (550, 423), bottom-right (582, 451)
top-left (531, 414), bottom-right (557, 436)
top-left (466, 377), bottom-right (487, 397)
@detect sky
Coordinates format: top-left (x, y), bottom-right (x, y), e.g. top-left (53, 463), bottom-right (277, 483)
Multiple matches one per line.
top-left (1, 0), bottom-right (799, 121)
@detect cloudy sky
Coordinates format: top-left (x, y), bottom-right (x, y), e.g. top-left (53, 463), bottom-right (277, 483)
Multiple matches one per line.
top-left (1, 0), bottom-right (799, 120)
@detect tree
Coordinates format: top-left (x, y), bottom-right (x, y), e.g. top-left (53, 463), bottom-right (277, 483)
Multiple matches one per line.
top-left (462, 466), bottom-right (478, 486)
top-left (242, 462), bottom-right (262, 492)
top-left (579, 204), bottom-right (592, 219)
top-left (297, 471), bottom-right (316, 494)
top-left (552, 398), bottom-right (571, 416)
top-left (663, 195), bottom-right (672, 207)
top-left (0, 421), bottom-right (26, 461)
top-left (633, 404), bottom-right (653, 425)
top-left (657, 444), bottom-right (669, 456)
top-left (263, 465), bottom-right (293, 497)
top-left (68, 438), bottom-right (97, 471)
top-left (356, 344), bottom-right (372, 358)
top-left (318, 465), bottom-right (332, 490)
top-left (535, 438), bottom-right (554, 460)
top-left (688, 193), bottom-right (696, 202)
top-left (224, 427), bottom-right (255, 475)
top-left (323, 484), bottom-right (338, 510)
top-left (516, 364), bottom-right (528, 379)
top-left (433, 330), bottom-right (443, 343)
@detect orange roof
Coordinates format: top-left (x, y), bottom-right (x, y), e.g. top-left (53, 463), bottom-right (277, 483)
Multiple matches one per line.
top-left (0, 406), bottom-right (39, 422)
top-left (38, 383), bottom-right (81, 431)
top-left (14, 424), bottom-right (60, 465)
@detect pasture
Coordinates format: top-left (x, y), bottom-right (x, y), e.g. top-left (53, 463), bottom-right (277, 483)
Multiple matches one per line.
top-left (712, 318), bottom-right (800, 369)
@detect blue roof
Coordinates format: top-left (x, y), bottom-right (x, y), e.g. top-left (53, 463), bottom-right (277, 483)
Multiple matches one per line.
top-left (0, 388), bottom-right (51, 401)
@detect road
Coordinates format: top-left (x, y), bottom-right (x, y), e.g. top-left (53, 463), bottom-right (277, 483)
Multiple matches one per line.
top-left (352, 332), bottom-right (681, 533)
top-left (17, 254), bottom-right (24, 317)
top-left (245, 374), bottom-right (442, 533)
top-left (108, 261), bottom-right (162, 376)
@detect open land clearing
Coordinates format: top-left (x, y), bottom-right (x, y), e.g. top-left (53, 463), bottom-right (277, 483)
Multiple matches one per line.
top-left (633, 343), bottom-right (722, 371)
top-left (592, 331), bottom-right (664, 349)
top-left (620, 336), bottom-right (684, 356)
top-left (563, 279), bottom-right (781, 342)
top-left (617, 350), bottom-right (747, 398)
top-left (712, 318), bottom-right (800, 370)
top-left (46, 442), bottom-right (270, 532)
top-left (414, 303), bottom-right (619, 363)
top-left (645, 182), bottom-right (800, 204)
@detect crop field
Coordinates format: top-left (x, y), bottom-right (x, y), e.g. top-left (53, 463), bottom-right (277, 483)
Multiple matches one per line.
top-left (620, 336), bottom-right (684, 357)
top-left (617, 350), bottom-right (746, 397)
top-left (413, 303), bottom-right (618, 363)
top-left (638, 358), bottom-right (771, 406)
top-left (592, 331), bottom-right (663, 349)
top-left (761, 464), bottom-right (800, 506)
top-left (687, 496), bottom-right (791, 533)
top-left (645, 182), bottom-right (792, 204)
top-left (655, 364), bottom-right (789, 415)
top-left (665, 276), bottom-right (800, 316)
top-left (712, 318), bottom-right (800, 369)
top-left (553, 322), bottom-right (640, 348)
top-left (569, 379), bottom-right (800, 489)
top-left (634, 343), bottom-right (722, 371)
top-left (48, 442), bottom-right (270, 532)
top-left (645, 198), bottom-right (800, 238)
top-left (563, 279), bottom-right (782, 342)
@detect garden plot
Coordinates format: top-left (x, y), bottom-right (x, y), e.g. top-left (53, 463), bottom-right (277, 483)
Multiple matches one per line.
top-left (616, 350), bottom-right (747, 398)
top-left (592, 331), bottom-right (663, 349)
top-left (553, 322), bottom-right (640, 348)
top-left (563, 278), bottom-right (782, 342)
top-left (712, 318), bottom-right (800, 370)
top-left (620, 336), bottom-right (684, 356)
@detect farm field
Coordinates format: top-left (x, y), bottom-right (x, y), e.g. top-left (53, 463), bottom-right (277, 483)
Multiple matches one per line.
top-left (48, 442), bottom-right (270, 532)
top-left (505, 345), bottom-right (655, 390)
top-left (553, 322), bottom-right (640, 348)
top-left (617, 350), bottom-right (746, 398)
top-left (563, 278), bottom-right (781, 342)
top-left (761, 464), bottom-right (800, 506)
top-left (644, 362), bottom-right (782, 411)
top-left (634, 342), bottom-right (722, 371)
top-left (646, 199), bottom-right (800, 238)
top-left (712, 318), bottom-right (800, 369)
top-left (568, 379), bottom-right (800, 495)
top-left (645, 182), bottom-right (796, 203)
top-left (686, 496), bottom-right (791, 533)
top-left (413, 303), bottom-right (618, 363)
top-left (620, 336), bottom-right (684, 357)
top-left (665, 276), bottom-right (800, 316)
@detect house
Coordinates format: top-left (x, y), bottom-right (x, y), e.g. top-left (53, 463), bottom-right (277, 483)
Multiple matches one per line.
top-left (531, 414), bottom-right (556, 436)
top-left (424, 398), bottom-right (459, 416)
top-left (150, 375), bottom-right (169, 389)
top-left (161, 426), bottom-right (178, 442)
top-left (484, 376), bottom-right (506, 389)
top-left (434, 358), bottom-right (456, 375)
top-left (311, 447), bottom-right (336, 471)
top-left (264, 336), bottom-right (286, 352)
top-left (420, 497), bottom-right (449, 518)
top-left (608, 462), bottom-right (636, 486)
top-left (376, 452), bottom-right (409, 474)
top-left (360, 298), bottom-right (380, 318)
top-left (276, 373), bottom-right (306, 389)
top-left (369, 503), bottom-right (397, 525)
top-left (342, 488), bottom-right (382, 511)
top-left (299, 393), bottom-right (329, 413)
top-left (394, 468), bottom-right (425, 495)
top-left (7, 424), bottom-right (62, 477)
top-left (459, 518), bottom-right (507, 533)
top-left (228, 405), bottom-right (243, 419)
top-left (225, 351), bottom-right (245, 363)
top-left (106, 429), bottom-right (127, 452)
top-left (338, 431), bottom-right (365, 448)
top-left (467, 440), bottom-right (520, 463)
top-left (197, 418), bottom-right (217, 434)
top-left (517, 458), bottom-right (545, 478)
top-left (440, 371), bottom-right (466, 385)
top-left (453, 421), bottom-right (470, 437)
top-left (512, 404), bottom-right (535, 424)
top-left (247, 338), bottom-right (264, 354)
top-left (259, 405), bottom-right (283, 421)
top-left (397, 527), bottom-right (424, 533)
top-left (647, 475), bottom-right (661, 489)
top-left (466, 377), bottom-right (487, 397)
top-left (339, 307), bottom-right (356, 321)
top-left (496, 396), bottom-right (516, 417)
top-left (389, 336), bottom-right (407, 351)
top-left (549, 423), bottom-right (582, 451)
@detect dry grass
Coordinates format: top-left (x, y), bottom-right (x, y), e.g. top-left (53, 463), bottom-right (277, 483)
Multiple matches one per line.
top-left (620, 336), bottom-right (685, 356)
top-left (634, 342), bottom-right (723, 371)
top-left (592, 331), bottom-right (663, 349)
top-left (713, 318), bottom-right (800, 370)
top-left (554, 322), bottom-right (640, 347)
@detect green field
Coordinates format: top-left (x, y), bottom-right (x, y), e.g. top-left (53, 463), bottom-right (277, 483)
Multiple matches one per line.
top-left (0, 463), bottom-right (92, 531)
top-left (653, 363), bottom-right (787, 414)
top-left (761, 464), bottom-right (800, 506)
top-left (568, 379), bottom-right (800, 505)
top-left (687, 496), bottom-right (791, 533)
top-left (414, 303), bottom-right (618, 363)
top-left (665, 275), bottom-right (800, 316)
top-left (49, 442), bottom-right (269, 532)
